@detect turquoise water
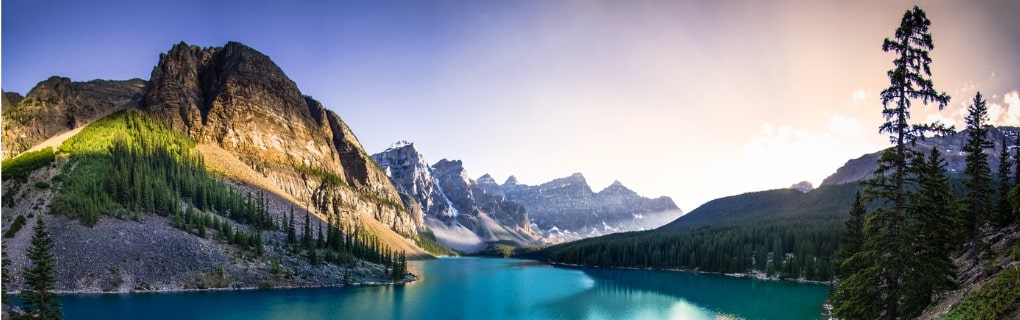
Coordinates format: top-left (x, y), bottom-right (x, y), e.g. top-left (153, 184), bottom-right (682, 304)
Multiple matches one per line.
top-left (56, 258), bottom-right (829, 319)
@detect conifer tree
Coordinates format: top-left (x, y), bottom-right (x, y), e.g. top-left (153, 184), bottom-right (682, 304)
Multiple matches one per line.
top-left (303, 212), bottom-right (313, 250)
top-left (961, 92), bottom-right (993, 240)
top-left (902, 147), bottom-right (957, 315)
top-left (19, 217), bottom-right (62, 320)
top-left (996, 135), bottom-right (1013, 226)
top-left (287, 207), bottom-right (297, 245)
top-left (835, 6), bottom-right (950, 319)
top-left (835, 192), bottom-right (865, 279)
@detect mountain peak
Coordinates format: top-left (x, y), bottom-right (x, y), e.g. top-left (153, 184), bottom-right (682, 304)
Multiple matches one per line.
top-left (599, 180), bottom-right (636, 195)
top-left (386, 140), bottom-right (415, 151)
top-left (504, 175), bottom-right (519, 186)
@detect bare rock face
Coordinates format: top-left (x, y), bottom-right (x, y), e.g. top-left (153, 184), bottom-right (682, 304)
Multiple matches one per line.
top-left (430, 159), bottom-right (536, 243)
top-left (372, 141), bottom-right (456, 221)
top-left (142, 42), bottom-right (422, 237)
top-left (1, 77), bottom-right (145, 158)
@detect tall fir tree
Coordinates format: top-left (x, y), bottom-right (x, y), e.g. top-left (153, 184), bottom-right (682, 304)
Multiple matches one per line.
top-left (287, 207), bottom-right (297, 245)
top-left (995, 135), bottom-right (1013, 226)
top-left (836, 192), bottom-right (866, 279)
top-left (834, 6), bottom-right (951, 320)
top-left (961, 92), bottom-right (993, 240)
top-left (19, 217), bottom-right (62, 320)
top-left (902, 148), bottom-right (958, 316)
top-left (303, 212), bottom-right (313, 250)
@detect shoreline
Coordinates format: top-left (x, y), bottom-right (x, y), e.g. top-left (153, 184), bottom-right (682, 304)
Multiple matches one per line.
top-left (546, 261), bottom-right (832, 285)
top-left (8, 273), bottom-right (420, 296)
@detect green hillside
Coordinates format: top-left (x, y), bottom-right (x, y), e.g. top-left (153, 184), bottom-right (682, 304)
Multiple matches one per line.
top-left (546, 183), bottom-right (860, 281)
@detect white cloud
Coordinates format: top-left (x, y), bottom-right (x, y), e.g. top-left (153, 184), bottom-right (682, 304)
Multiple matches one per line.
top-left (741, 117), bottom-right (881, 190)
top-left (852, 89), bottom-right (869, 104)
top-left (1005, 91), bottom-right (1020, 125)
top-left (828, 115), bottom-right (862, 136)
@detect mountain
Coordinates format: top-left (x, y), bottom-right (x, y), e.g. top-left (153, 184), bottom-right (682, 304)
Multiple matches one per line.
top-left (822, 127), bottom-right (1019, 186)
top-left (372, 142), bottom-right (538, 252)
top-left (142, 42), bottom-right (425, 239)
top-left (490, 173), bottom-right (681, 238)
top-left (1, 41), bottom-right (428, 293)
top-left (1, 77), bottom-right (146, 158)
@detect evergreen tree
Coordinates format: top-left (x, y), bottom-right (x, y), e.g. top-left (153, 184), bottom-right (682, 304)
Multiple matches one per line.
top-left (286, 207), bottom-right (297, 245)
top-left (303, 212), bottom-right (313, 250)
top-left (902, 148), bottom-right (957, 315)
top-left (835, 6), bottom-right (951, 320)
top-left (961, 92), bottom-right (993, 240)
top-left (835, 192), bottom-right (866, 279)
top-left (995, 136), bottom-right (1013, 226)
top-left (19, 217), bottom-right (62, 320)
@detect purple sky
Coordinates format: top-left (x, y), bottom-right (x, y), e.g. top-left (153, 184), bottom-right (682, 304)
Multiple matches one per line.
top-left (3, 0), bottom-right (1019, 210)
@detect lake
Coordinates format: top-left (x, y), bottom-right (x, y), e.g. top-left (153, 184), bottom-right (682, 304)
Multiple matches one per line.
top-left (57, 257), bottom-right (830, 319)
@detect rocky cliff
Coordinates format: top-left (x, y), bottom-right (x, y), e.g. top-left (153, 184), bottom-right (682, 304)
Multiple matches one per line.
top-left (1, 77), bottom-right (145, 158)
top-left (822, 127), bottom-right (1019, 186)
top-left (142, 42), bottom-right (424, 238)
top-left (372, 142), bottom-right (537, 252)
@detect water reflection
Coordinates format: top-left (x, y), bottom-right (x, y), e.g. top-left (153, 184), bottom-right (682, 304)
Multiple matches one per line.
top-left (56, 258), bottom-right (827, 320)
top-left (541, 266), bottom-right (829, 320)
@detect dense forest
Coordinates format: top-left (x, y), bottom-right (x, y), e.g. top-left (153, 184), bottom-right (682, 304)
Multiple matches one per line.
top-left (546, 183), bottom-right (857, 281)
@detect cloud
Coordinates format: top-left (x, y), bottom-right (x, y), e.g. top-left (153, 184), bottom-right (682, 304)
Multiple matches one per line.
top-left (852, 89), bottom-right (869, 104)
top-left (1006, 91), bottom-right (1020, 124)
top-left (979, 90), bottom-right (1020, 126)
top-left (828, 115), bottom-right (862, 136)
top-left (741, 115), bottom-right (879, 189)
top-left (915, 89), bottom-right (1020, 129)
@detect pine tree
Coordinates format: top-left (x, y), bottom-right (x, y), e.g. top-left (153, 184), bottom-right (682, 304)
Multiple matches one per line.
top-left (286, 207), bottom-right (297, 245)
top-left (19, 217), bottom-right (62, 320)
top-left (995, 136), bottom-right (1013, 226)
top-left (902, 148), bottom-right (957, 316)
top-left (303, 212), bottom-right (313, 250)
top-left (961, 92), bottom-right (993, 240)
top-left (835, 6), bottom-right (951, 320)
top-left (835, 192), bottom-right (866, 279)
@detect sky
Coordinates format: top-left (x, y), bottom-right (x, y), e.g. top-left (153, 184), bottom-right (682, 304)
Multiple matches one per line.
top-left (3, 0), bottom-right (1019, 211)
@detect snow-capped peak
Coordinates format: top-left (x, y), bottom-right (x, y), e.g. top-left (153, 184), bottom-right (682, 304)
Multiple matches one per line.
top-left (387, 140), bottom-right (414, 151)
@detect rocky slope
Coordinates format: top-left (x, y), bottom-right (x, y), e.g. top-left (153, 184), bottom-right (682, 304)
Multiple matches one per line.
top-left (487, 173), bottom-right (681, 238)
top-left (372, 142), bottom-right (538, 252)
top-left (1, 77), bottom-right (146, 158)
top-left (822, 127), bottom-right (1019, 186)
top-left (1, 167), bottom-right (409, 293)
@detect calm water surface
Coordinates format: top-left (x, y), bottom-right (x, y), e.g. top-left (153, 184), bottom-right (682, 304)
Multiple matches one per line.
top-left (58, 257), bottom-right (829, 319)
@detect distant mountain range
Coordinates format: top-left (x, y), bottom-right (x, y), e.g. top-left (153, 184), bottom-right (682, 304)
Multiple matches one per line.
top-left (372, 141), bottom-right (682, 252)
top-left (822, 127), bottom-right (1018, 186)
